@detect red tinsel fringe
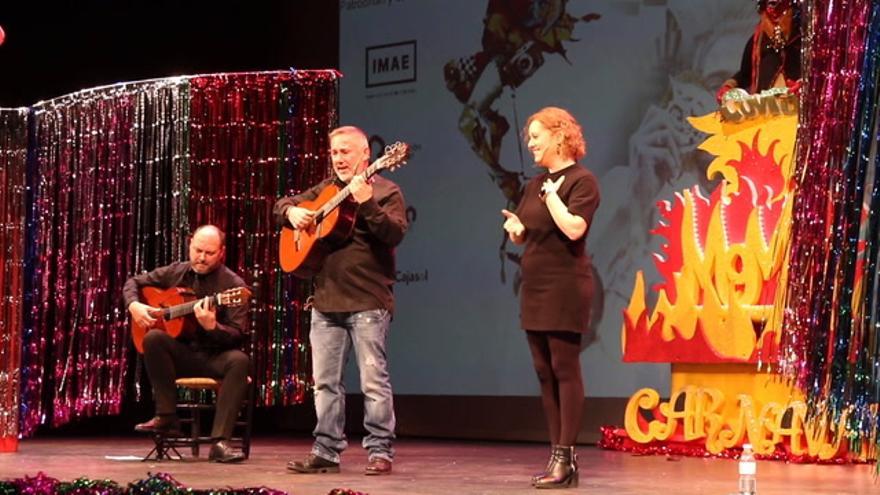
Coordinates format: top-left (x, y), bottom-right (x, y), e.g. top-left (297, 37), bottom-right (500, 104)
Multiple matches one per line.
top-left (598, 425), bottom-right (869, 465)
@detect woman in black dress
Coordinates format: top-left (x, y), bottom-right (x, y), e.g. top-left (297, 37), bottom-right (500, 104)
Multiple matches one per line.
top-left (501, 106), bottom-right (600, 489)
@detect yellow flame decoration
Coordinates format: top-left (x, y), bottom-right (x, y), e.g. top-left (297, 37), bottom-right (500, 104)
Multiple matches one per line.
top-left (623, 106), bottom-right (797, 361)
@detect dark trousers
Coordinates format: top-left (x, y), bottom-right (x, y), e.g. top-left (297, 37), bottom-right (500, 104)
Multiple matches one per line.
top-left (142, 329), bottom-right (249, 439)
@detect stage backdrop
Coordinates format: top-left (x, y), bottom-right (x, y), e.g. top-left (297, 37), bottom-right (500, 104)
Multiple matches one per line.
top-left (338, 0), bottom-right (758, 397)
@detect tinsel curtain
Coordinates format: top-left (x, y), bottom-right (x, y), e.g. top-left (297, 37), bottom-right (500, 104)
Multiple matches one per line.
top-left (1, 70), bottom-right (337, 442)
top-left (0, 109), bottom-right (28, 449)
top-left (777, 0), bottom-right (880, 459)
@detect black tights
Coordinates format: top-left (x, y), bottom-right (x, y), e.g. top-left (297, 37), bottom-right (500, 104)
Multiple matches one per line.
top-left (526, 330), bottom-right (584, 446)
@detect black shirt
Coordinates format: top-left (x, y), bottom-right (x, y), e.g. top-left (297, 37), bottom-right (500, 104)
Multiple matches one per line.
top-left (122, 261), bottom-right (249, 352)
top-left (274, 175), bottom-right (407, 314)
top-left (733, 32), bottom-right (802, 93)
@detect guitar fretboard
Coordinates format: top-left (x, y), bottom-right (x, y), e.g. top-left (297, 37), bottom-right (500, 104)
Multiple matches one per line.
top-left (163, 296), bottom-right (214, 321)
top-left (317, 160), bottom-right (383, 217)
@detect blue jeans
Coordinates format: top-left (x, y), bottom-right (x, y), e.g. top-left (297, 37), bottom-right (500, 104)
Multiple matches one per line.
top-left (309, 308), bottom-right (395, 463)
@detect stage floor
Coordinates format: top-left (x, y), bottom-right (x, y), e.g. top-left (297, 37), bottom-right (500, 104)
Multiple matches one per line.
top-left (1, 436), bottom-right (875, 494)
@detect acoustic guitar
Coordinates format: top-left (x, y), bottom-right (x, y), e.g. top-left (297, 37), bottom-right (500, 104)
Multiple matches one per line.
top-left (279, 141), bottom-right (410, 277)
top-left (130, 286), bottom-right (252, 353)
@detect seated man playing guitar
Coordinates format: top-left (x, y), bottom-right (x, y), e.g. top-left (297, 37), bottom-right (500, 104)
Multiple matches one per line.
top-left (275, 126), bottom-right (407, 476)
top-left (123, 224), bottom-right (250, 463)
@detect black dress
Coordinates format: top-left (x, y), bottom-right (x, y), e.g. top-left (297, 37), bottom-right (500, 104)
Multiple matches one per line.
top-left (515, 164), bottom-right (600, 333)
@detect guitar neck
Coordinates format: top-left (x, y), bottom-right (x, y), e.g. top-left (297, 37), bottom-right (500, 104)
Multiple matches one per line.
top-left (318, 162), bottom-right (383, 217)
top-left (163, 294), bottom-right (218, 320)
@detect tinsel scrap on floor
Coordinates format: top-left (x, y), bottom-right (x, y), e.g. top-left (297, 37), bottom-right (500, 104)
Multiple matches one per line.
top-left (0, 472), bottom-right (369, 495)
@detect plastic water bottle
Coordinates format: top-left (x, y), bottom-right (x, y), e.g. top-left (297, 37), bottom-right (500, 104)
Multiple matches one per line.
top-left (738, 443), bottom-right (757, 495)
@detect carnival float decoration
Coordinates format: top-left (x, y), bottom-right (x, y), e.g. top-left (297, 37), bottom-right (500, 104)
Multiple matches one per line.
top-left (607, 0), bottom-right (880, 464)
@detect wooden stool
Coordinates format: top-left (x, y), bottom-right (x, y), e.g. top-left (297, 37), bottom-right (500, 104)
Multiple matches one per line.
top-left (144, 376), bottom-right (253, 461)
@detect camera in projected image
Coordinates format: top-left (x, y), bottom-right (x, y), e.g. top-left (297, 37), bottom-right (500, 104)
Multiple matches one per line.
top-left (499, 42), bottom-right (545, 88)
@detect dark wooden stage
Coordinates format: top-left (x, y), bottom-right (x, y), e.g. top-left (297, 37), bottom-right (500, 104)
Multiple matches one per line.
top-left (1, 436), bottom-right (875, 494)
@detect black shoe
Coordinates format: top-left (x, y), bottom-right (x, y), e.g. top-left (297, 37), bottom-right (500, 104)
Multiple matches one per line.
top-left (534, 445), bottom-right (578, 489)
top-left (209, 440), bottom-right (246, 463)
top-left (364, 457), bottom-right (392, 475)
top-left (287, 454), bottom-right (340, 474)
top-left (134, 415), bottom-right (182, 436)
top-left (531, 449), bottom-right (555, 486)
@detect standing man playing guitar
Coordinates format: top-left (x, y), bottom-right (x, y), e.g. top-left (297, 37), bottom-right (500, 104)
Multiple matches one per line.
top-left (123, 224), bottom-right (250, 463)
top-left (276, 126), bottom-right (407, 476)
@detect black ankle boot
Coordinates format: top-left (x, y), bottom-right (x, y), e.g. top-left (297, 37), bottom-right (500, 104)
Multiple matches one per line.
top-left (530, 448), bottom-right (556, 486)
top-left (534, 445), bottom-right (578, 489)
